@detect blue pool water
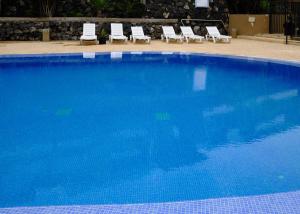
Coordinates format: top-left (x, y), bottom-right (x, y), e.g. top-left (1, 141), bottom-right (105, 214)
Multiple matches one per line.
top-left (0, 52), bottom-right (300, 208)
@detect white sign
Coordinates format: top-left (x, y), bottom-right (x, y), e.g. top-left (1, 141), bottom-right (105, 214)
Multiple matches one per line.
top-left (195, 0), bottom-right (209, 8)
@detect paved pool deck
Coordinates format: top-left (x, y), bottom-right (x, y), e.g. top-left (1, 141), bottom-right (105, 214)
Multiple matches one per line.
top-left (0, 39), bottom-right (300, 62)
top-left (0, 191), bottom-right (300, 214)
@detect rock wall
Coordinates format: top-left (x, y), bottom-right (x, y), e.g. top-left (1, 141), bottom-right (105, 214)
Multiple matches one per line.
top-left (0, 18), bottom-right (180, 41)
top-left (0, 0), bottom-right (229, 41)
top-left (49, 20), bottom-right (180, 41)
top-left (0, 21), bottom-right (49, 41)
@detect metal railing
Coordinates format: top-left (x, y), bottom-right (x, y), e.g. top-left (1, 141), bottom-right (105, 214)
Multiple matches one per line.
top-left (269, 0), bottom-right (300, 44)
top-left (180, 19), bottom-right (225, 27)
top-left (180, 18), bottom-right (227, 34)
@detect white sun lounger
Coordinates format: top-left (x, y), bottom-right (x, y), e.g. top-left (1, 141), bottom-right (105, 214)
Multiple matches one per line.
top-left (180, 26), bottom-right (204, 43)
top-left (161, 26), bottom-right (184, 43)
top-left (206, 26), bottom-right (232, 43)
top-left (109, 23), bottom-right (128, 43)
top-left (80, 23), bottom-right (98, 45)
top-left (130, 26), bottom-right (151, 44)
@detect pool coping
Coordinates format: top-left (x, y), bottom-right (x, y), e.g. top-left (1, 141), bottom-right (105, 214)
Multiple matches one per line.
top-left (1, 191), bottom-right (300, 214)
top-left (0, 51), bottom-right (300, 67)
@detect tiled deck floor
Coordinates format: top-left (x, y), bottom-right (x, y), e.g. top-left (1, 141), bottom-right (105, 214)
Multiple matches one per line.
top-left (0, 39), bottom-right (300, 62)
top-left (1, 191), bottom-right (300, 214)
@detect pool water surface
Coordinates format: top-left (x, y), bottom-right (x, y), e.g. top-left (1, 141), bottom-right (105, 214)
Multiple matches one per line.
top-left (0, 52), bottom-right (300, 208)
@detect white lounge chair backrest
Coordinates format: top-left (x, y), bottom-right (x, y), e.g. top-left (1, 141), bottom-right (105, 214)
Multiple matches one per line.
top-left (131, 26), bottom-right (145, 36)
top-left (83, 23), bottom-right (96, 36)
top-left (162, 26), bottom-right (176, 36)
top-left (206, 26), bottom-right (221, 36)
top-left (111, 23), bottom-right (124, 36)
top-left (181, 26), bottom-right (195, 36)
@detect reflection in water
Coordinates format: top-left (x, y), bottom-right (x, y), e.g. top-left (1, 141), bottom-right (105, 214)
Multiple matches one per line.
top-left (82, 52), bottom-right (96, 59)
top-left (255, 89), bottom-right (298, 104)
top-left (0, 53), bottom-right (300, 207)
top-left (110, 52), bottom-right (123, 60)
top-left (193, 68), bottom-right (207, 91)
top-left (255, 115), bottom-right (285, 132)
top-left (130, 52), bottom-right (143, 55)
top-left (269, 89), bottom-right (298, 101)
top-left (203, 104), bottom-right (234, 118)
top-left (161, 52), bottom-right (174, 55)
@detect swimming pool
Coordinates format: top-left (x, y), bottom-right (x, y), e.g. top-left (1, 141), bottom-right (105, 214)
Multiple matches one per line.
top-left (0, 52), bottom-right (300, 208)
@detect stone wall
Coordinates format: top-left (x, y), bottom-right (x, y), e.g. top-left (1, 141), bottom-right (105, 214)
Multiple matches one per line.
top-left (0, 17), bottom-right (231, 41)
top-left (0, 0), bottom-right (229, 41)
top-left (0, 20), bottom-right (49, 41)
top-left (0, 18), bottom-right (180, 41)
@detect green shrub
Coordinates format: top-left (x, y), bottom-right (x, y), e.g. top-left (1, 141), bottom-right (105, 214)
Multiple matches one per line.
top-left (105, 0), bottom-right (145, 18)
top-left (90, 0), bottom-right (108, 16)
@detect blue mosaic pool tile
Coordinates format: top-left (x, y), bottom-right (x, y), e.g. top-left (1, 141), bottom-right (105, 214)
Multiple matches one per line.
top-left (0, 191), bottom-right (299, 214)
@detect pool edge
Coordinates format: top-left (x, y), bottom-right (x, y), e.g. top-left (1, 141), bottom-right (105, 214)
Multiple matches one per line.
top-left (1, 191), bottom-right (300, 214)
top-left (0, 51), bottom-right (299, 67)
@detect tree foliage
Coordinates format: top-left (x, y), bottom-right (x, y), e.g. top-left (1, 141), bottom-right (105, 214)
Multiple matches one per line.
top-left (40, 0), bottom-right (56, 17)
top-left (93, 0), bottom-right (145, 17)
top-left (91, 0), bottom-right (108, 11)
top-left (1, 0), bottom-right (273, 17)
top-left (227, 0), bottom-right (270, 14)
top-left (1, 0), bottom-right (145, 17)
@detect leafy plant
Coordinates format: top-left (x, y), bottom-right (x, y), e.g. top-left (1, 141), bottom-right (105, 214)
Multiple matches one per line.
top-left (228, 0), bottom-right (270, 14)
top-left (260, 0), bottom-right (270, 12)
top-left (40, 0), bottom-right (56, 17)
top-left (98, 28), bottom-right (108, 44)
top-left (91, 0), bottom-right (108, 16)
top-left (105, 0), bottom-right (145, 18)
top-left (99, 28), bottom-right (108, 37)
top-left (127, 1), bottom-right (145, 18)
top-left (67, 11), bottom-right (83, 17)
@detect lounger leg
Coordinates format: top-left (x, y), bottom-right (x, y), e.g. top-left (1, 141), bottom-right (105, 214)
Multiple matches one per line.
top-left (213, 37), bottom-right (216, 43)
top-left (166, 38), bottom-right (169, 43)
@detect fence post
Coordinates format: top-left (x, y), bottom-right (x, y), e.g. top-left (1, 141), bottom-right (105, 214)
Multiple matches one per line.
top-left (269, 0), bottom-right (272, 34)
top-left (285, 0), bottom-right (288, 44)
